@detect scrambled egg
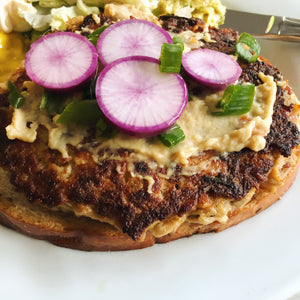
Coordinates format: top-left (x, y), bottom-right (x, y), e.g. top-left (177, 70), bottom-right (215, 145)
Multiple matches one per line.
top-left (0, 0), bottom-right (226, 32)
top-left (155, 0), bottom-right (225, 26)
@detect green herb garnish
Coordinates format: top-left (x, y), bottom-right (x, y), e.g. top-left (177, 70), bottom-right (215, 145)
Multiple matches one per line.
top-left (40, 90), bottom-right (66, 113)
top-left (236, 32), bottom-right (261, 63)
top-left (56, 100), bottom-right (103, 124)
top-left (158, 123), bottom-right (185, 147)
top-left (212, 84), bottom-right (255, 116)
top-left (8, 80), bottom-right (25, 108)
top-left (88, 25), bottom-right (109, 47)
top-left (159, 37), bottom-right (184, 73)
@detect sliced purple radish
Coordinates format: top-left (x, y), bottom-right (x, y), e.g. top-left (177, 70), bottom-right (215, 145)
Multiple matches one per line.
top-left (97, 19), bottom-right (172, 66)
top-left (182, 48), bottom-right (242, 91)
top-left (25, 32), bottom-right (98, 90)
top-left (95, 56), bottom-right (188, 138)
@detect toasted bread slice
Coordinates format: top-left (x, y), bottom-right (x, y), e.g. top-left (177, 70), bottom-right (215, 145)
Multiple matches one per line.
top-left (0, 144), bottom-right (299, 251)
top-left (0, 14), bottom-right (300, 251)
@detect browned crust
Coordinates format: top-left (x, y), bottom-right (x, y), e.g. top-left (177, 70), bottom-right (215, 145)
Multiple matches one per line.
top-left (157, 147), bottom-right (300, 243)
top-left (0, 196), bottom-right (156, 251)
top-left (0, 146), bottom-right (299, 251)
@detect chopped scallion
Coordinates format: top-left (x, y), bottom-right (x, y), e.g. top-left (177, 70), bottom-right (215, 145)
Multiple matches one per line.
top-left (8, 80), bottom-right (24, 108)
top-left (159, 37), bottom-right (184, 73)
top-left (236, 32), bottom-right (261, 63)
top-left (172, 36), bottom-right (184, 51)
top-left (212, 84), bottom-right (255, 116)
top-left (158, 123), bottom-right (185, 147)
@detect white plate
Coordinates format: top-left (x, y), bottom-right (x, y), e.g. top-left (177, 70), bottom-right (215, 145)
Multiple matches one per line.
top-left (1, 1), bottom-right (300, 299)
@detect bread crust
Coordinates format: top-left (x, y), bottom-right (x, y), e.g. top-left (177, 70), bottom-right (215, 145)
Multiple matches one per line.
top-left (1, 14), bottom-right (300, 251)
top-left (157, 146), bottom-right (300, 243)
top-left (0, 145), bottom-right (299, 251)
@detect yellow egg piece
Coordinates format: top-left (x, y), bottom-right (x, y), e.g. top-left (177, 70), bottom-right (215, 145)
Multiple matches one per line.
top-left (0, 32), bottom-right (26, 82)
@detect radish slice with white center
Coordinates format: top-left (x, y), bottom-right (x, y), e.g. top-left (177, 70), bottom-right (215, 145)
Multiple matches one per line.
top-left (25, 32), bottom-right (98, 90)
top-left (95, 56), bottom-right (188, 138)
top-left (182, 48), bottom-right (242, 91)
top-left (97, 19), bottom-right (173, 66)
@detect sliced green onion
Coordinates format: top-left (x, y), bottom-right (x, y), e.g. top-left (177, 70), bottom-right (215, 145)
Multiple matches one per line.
top-left (56, 100), bottom-right (103, 124)
top-left (159, 36), bottom-right (184, 73)
top-left (8, 80), bottom-right (24, 108)
top-left (236, 32), bottom-right (261, 63)
top-left (158, 123), bottom-right (185, 147)
top-left (40, 90), bottom-right (65, 113)
top-left (88, 25), bottom-right (109, 47)
top-left (212, 84), bottom-right (255, 116)
top-left (172, 36), bottom-right (184, 51)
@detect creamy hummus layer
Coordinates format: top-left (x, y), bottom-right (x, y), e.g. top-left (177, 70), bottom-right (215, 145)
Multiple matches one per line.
top-left (6, 73), bottom-right (277, 165)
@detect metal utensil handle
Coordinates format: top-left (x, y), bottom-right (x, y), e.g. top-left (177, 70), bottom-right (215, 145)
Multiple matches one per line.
top-left (265, 16), bottom-right (300, 41)
top-left (279, 17), bottom-right (300, 36)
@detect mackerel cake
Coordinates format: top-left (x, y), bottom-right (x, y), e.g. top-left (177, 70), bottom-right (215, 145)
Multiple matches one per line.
top-left (0, 9), bottom-right (300, 251)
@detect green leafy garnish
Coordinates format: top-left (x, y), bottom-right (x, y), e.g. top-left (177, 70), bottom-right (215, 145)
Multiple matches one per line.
top-left (159, 37), bottom-right (184, 73)
top-left (212, 84), bottom-right (255, 116)
top-left (40, 90), bottom-right (66, 113)
top-left (158, 123), bottom-right (185, 147)
top-left (87, 25), bottom-right (109, 47)
top-left (236, 32), bottom-right (261, 63)
top-left (8, 80), bottom-right (25, 108)
top-left (55, 99), bottom-right (117, 137)
top-left (56, 100), bottom-right (103, 124)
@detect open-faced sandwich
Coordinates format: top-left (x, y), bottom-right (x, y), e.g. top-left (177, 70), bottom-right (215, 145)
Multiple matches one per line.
top-left (0, 1), bottom-right (299, 251)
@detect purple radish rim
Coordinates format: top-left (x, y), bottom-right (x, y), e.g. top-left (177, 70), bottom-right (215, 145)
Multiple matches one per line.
top-left (95, 56), bottom-right (188, 138)
top-left (97, 19), bottom-right (173, 66)
top-left (182, 48), bottom-right (242, 91)
top-left (25, 31), bottom-right (99, 90)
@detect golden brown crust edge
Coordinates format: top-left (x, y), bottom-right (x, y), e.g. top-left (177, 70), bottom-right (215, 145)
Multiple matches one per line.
top-left (157, 147), bottom-right (300, 244)
top-left (1, 146), bottom-right (300, 251)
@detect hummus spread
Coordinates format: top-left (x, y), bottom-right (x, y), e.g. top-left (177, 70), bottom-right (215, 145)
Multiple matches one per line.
top-left (6, 72), bottom-right (277, 165)
top-left (6, 81), bottom-right (89, 158)
top-left (92, 73), bottom-right (276, 165)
